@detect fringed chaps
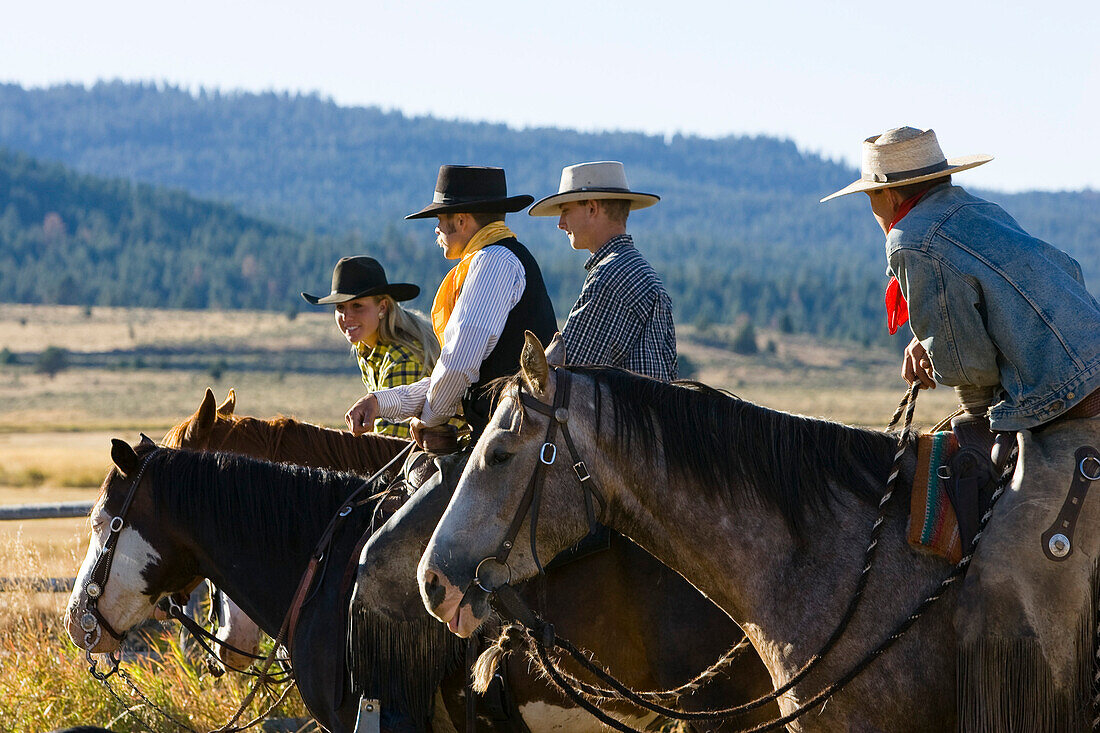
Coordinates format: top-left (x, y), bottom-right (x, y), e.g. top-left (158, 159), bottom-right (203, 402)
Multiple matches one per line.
top-left (956, 418), bottom-right (1100, 732)
top-left (346, 604), bottom-right (466, 731)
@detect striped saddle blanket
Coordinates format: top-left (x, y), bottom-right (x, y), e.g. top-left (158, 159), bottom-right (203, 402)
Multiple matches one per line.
top-left (908, 431), bottom-right (962, 563)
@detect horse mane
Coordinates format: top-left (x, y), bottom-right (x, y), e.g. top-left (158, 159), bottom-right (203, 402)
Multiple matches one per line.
top-left (143, 448), bottom-right (382, 559)
top-left (164, 412), bottom-right (408, 475)
top-left (495, 367), bottom-right (906, 537)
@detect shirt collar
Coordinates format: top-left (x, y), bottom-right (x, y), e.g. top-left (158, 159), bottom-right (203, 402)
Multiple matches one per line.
top-left (584, 233), bottom-right (634, 271)
top-left (357, 340), bottom-right (388, 362)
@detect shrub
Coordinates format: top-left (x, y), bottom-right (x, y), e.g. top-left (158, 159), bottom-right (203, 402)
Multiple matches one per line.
top-left (730, 319), bottom-right (759, 355)
top-left (34, 346), bottom-right (69, 378)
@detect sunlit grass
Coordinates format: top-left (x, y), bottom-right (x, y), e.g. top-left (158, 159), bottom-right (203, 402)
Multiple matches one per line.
top-left (0, 533), bottom-right (312, 732)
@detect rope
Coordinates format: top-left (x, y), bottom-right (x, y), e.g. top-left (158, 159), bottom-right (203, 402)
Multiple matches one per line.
top-left (524, 632), bottom-right (754, 703)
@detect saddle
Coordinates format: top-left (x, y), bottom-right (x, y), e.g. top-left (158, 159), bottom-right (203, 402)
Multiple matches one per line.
top-left (909, 413), bottom-right (1012, 562)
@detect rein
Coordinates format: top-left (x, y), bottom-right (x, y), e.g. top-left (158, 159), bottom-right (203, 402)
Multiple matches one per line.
top-left (484, 380), bottom-right (1017, 731)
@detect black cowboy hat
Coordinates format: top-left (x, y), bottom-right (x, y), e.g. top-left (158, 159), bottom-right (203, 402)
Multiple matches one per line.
top-left (301, 256), bottom-right (420, 305)
top-left (405, 165), bottom-right (534, 220)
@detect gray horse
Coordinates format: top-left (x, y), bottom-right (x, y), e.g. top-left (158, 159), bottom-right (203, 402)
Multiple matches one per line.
top-left (418, 333), bottom-right (1000, 731)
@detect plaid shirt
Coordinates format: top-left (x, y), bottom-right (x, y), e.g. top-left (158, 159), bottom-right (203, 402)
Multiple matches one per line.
top-left (560, 234), bottom-right (677, 381)
top-left (356, 341), bottom-right (425, 438)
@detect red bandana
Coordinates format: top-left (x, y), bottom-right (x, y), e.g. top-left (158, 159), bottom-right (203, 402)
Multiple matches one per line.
top-left (884, 190), bottom-right (930, 335)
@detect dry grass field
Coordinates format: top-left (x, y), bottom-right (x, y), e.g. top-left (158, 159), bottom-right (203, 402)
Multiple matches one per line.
top-left (0, 304), bottom-right (959, 730)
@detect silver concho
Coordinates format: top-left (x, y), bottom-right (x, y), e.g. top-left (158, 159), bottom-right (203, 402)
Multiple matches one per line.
top-left (80, 612), bottom-right (98, 632)
top-left (86, 581), bottom-right (102, 598)
top-left (1048, 533), bottom-right (1071, 558)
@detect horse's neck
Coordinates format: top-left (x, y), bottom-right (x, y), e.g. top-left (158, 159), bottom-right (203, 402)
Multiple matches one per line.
top-left (601, 445), bottom-right (921, 685)
top-left (268, 419), bottom-right (398, 473)
top-left (189, 465), bottom-right (350, 637)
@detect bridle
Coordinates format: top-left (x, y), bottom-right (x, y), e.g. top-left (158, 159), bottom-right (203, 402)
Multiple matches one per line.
top-left (77, 440), bottom-right (163, 677)
top-left (472, 367), bottom-right (607, 594)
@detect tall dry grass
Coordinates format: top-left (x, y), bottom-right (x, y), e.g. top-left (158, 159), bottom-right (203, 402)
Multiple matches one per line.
top-left (0, 532), bottom-right (312, 732)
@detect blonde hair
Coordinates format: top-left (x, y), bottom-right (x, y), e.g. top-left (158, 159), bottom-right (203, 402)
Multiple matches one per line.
top-left (374, 295), bottom-right (440, 373)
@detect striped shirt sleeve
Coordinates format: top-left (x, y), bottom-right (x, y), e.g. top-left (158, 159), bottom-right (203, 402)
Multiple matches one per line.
top-left (373, 245), bottom-right (526, 426)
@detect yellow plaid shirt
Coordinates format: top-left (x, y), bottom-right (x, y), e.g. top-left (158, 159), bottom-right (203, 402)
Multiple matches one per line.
top-left (356, 341), bottom-right (425, 439)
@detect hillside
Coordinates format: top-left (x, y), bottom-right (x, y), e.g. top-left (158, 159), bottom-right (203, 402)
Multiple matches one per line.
top-left (0, 81), bottom-right (1097, 344)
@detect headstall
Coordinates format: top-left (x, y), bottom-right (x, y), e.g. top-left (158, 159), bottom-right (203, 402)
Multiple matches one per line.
top-left (78, 442), bottom-right (162, 677)
top-left (473, 367), bottom-right (607, 595)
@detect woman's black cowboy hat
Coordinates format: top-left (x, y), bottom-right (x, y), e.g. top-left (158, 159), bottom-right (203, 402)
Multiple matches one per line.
top-left (301, 256), bottom-right (420, 305)
top-left (405, 165), bottom-right (534, 219)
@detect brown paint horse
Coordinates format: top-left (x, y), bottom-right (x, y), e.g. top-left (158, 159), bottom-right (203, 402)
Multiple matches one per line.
top-left (167, 390), bottom-right (776, 731)
top-left (66, 436), bottom-right (429, 733)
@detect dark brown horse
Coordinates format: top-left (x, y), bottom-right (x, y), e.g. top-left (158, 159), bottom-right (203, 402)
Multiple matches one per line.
top-left (165, 390), bottom-right (776, 731)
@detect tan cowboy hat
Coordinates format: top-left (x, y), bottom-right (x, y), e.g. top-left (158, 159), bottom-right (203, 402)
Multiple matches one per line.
top-left (820, 127), bottom-right (993, 203)
top-left (529, 161), bottom-right (660, 216)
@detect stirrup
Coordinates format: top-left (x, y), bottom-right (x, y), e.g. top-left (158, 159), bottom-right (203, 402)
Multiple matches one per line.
top-left (353, 695), bottom-right (381, 733)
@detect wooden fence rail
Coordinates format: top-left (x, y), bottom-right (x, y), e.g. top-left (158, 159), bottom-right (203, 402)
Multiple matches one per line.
top-left (0, 500), bottom-right (94, 520)
top-left (1, 500), bottom-right (92, 592)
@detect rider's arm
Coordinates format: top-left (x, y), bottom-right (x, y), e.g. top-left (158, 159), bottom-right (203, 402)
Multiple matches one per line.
top-left (891, 249), bottom-right (1000, 389)
top-left (420, 246), bottom-right (526, 426)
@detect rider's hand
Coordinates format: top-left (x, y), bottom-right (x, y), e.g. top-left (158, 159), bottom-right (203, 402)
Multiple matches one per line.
top-left (346, 394), bottom-right (380, 436)
top-left (409, 417), bottom-right (427, 450)
top-left (902, 338), bottom-right (936, 389)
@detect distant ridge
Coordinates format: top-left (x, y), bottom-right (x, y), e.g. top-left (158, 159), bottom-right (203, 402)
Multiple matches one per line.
top-left (0, 81), bottom-right (1096, 344)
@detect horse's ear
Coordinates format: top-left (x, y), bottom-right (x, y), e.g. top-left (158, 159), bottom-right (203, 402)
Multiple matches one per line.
top-left (217, 389), bottom-right (236, 416)
top-left (520, 331), bottom-right (551, 399)
top-left (545, 332), bottom-right (566, 367)
top-left (111, 438), bottom-right (140, 477)
top-left (185, 389), bottom-right (218, 446)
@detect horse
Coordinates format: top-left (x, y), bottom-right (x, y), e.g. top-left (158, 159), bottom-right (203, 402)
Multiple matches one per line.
top-left (420, 333), bottom-right (981, 731)
top-left (65, 437), bottom-right (435, 733)
top-left (160, 388), bottom-right (408, 669)
top-left (166, 389), bottom-right (778, 731)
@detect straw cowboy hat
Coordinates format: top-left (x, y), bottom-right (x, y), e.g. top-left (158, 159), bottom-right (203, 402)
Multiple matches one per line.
top-left (820, 127), bottom-right (993, 203)
top-left (529, 161), bottom-right (660, 217)
top-left (405, 165), bottom-right (533, 219)
top-left (301, 256), bottom-right (420, 305)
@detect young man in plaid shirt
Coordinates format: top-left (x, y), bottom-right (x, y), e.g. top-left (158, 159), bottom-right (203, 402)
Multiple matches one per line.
top-left (530, 161), bottom-right (677, 381)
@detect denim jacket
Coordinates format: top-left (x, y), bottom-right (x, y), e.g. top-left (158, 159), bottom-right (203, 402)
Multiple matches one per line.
top-left (887, 183), bottom-right (1100, 431)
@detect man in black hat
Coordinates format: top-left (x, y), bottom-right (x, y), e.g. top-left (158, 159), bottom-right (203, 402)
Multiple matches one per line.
top-left (346, 165), bottom-right (557, 442)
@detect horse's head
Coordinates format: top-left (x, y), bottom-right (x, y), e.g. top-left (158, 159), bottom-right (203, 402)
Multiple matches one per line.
top-left (65, 437), bottom-right (200, 653)
top-left (161, 388), bottom-right (237, 450)
top-left (418, 332), bottom-right (610, 637)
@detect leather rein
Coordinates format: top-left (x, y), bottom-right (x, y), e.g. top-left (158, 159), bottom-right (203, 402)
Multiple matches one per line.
top-left (472, 368), bottom-right (607, 595)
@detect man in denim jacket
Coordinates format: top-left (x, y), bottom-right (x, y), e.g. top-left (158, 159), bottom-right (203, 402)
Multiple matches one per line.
top-left (824, 126), bottom-right (1100, 728)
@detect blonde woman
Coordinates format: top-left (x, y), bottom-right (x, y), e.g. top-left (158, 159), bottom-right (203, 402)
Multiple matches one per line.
top-left (303, 256), bottom-right (438, 439)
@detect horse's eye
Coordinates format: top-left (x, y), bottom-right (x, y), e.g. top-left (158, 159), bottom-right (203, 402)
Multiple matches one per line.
top-left (489, 449), bottom-right (512, 466)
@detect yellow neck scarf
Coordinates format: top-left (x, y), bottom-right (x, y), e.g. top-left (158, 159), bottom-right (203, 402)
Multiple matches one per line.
top-left (430, 221), bottom-right (514, 344)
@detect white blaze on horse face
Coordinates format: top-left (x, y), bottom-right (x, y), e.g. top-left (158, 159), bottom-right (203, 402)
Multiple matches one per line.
top-left (67, 498), bottom-right (163, 650)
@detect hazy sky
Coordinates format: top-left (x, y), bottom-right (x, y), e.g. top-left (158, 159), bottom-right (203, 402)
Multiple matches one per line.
top-left (2, 0), bottom-right (1097, 192)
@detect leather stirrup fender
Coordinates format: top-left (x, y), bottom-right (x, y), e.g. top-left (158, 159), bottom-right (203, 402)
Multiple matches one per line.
top-left (1041, 445), bottom-right (1100, 561)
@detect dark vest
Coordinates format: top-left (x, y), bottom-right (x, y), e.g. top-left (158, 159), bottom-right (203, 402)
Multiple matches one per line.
top-left (462, 237), bottom-right (556, 435)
